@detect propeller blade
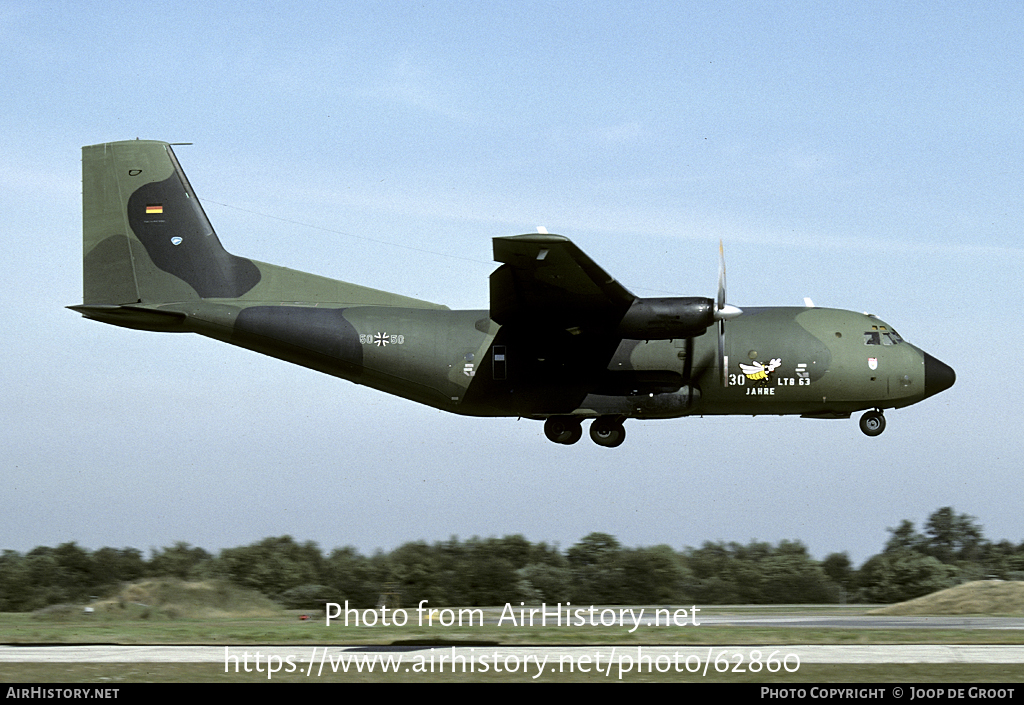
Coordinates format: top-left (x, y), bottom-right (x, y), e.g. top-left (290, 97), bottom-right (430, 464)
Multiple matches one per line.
top-left (715, 240), bottom-right (742, 386)
top-left (715, 240), bottom-right (742, 321)
top-left (717, 240), bottom-right (726, 312)
top-left (719, 318), bottom-right (728, 387)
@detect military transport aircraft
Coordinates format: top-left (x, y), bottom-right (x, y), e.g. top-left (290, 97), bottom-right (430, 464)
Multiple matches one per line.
top-left (70, 140), bottom-right (955, 447)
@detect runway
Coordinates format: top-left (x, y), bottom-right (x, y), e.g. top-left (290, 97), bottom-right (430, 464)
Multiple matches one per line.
top-left (4, 610), bottom-right (1022, 675)
top-left (694, 615), bottom-right (1024, 630)
top-left (2, 644), bottom-right (1023, 664)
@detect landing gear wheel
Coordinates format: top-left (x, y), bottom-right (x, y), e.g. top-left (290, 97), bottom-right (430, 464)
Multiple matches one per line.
top-left (859, 410), bottom-right (886, 437)
top-left (590, 417), bottom-right (626, 448)
top-left (544, 417), bottom-right (583, 445)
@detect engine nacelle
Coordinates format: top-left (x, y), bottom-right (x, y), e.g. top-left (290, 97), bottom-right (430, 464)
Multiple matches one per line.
top-left (616, 297), bottom-right (716, 340)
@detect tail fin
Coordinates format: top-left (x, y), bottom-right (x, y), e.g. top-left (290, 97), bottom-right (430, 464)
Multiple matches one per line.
top-left (73, 140), bottom-right (446, 330)
top-left (79, 140), bottom-right (260, 306)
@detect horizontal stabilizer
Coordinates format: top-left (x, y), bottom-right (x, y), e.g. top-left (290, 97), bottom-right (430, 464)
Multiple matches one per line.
top-left (67, 304), bottom-right (187, 332)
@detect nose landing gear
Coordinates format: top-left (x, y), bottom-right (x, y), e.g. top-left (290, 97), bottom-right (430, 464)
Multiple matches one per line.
top-left (859, 409), bottom-right (886, 437)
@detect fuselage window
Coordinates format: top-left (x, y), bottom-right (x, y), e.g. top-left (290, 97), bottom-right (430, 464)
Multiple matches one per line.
top-left (493, 345), bottom-right (507, 380)
top-left (864, 328), bottom-right (903, 346)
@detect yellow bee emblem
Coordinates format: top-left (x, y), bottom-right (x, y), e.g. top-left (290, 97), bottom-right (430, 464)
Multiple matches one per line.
top-left (739, 358), bottom-right (782, 382)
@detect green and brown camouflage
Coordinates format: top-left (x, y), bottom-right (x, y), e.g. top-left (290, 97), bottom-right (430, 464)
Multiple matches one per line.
top-left (70, 140), bottom-right (955, 447)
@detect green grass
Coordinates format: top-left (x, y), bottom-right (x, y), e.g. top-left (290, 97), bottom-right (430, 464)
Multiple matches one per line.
top-left (3, 610), bottom-right (1022, 683)
top-left (4, 582), bottom-right (1023, 683)
top-left (2, 663), bottom-right (1022, 683)
top-left (2, 610), bottom-right (1023, 646)
top-left (869, 580), bottom-right (1024, 616)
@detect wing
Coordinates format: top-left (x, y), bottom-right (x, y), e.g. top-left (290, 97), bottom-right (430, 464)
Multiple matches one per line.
top-left (477, 235), bottom-right (638, 415)
top-left (489, 234), bottom-right (636, 330)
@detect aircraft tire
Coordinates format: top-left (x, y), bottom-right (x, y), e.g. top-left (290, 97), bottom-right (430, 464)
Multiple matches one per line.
top-left (859, 410), bottom-right (886, 437)
top-left (590, 418), bottom-right (626, 448)
top-left (544, 417), bottom-right (583, 445)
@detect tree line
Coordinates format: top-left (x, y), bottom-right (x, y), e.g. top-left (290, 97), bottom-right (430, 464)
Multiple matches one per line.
top-left (1, 507), bottom-right (1021, 612)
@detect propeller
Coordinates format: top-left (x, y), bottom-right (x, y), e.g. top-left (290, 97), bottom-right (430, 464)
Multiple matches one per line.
top-left (715, 240), bottom-right (743, 386)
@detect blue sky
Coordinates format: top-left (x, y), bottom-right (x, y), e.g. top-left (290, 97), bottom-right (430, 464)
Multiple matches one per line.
top-left (2, 1), bottom-right (1022, 567)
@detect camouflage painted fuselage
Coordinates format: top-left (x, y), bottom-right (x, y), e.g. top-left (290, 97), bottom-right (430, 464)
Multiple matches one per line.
top-left (72, 141), bottom-right (954, 444)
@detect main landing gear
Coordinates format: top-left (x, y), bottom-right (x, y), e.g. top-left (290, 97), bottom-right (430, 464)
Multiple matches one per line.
top-left (590, 416), bottom-right (626, 448)
top-left (859, 409), bottom-right (886, 437)
top-left (543, 416), bottom-right (583, 445)
top-left (544, 416), bottom-right (626, 447)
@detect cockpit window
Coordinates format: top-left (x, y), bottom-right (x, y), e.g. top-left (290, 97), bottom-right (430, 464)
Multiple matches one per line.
top-left (864, 325), bottom-right (903, 346)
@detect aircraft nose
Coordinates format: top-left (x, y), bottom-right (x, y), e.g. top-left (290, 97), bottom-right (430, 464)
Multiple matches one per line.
top-left (923, 353), bottom-right (955, 398)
